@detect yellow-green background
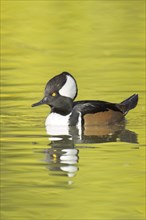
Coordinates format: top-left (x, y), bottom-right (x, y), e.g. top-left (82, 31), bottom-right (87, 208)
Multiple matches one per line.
top-left (1, 1), bottom-right (145, 220)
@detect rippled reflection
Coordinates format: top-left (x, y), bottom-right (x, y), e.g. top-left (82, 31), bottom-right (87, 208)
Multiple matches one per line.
top-left (46, 120), bottom-right (138, 144)
top-left (42, 121), bottom-right (138, 183)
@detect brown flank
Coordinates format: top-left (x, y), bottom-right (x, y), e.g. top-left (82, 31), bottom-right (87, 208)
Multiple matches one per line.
top-left (83, 109), bottom-right (124, 126)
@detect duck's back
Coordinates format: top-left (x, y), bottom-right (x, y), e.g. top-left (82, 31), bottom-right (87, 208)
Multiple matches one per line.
top-left (69, 94), bottom-right (138, 126)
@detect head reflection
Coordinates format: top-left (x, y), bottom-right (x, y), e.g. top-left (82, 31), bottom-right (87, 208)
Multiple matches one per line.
top-left (44, 137), bottom-right (79, 184)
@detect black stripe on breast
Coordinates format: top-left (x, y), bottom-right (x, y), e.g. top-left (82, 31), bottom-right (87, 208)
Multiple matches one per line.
top-left (69, 111), bottom-right (81, 126)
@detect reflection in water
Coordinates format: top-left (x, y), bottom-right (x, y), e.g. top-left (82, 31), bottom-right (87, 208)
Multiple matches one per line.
top-left (42, 122), bottom-right (138, 184)
top-left (46, 120), bottom-right (138, 144)
top-left (45, 138), bottom-right (79, 184)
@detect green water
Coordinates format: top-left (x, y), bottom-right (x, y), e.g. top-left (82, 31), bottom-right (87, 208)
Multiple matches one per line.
top-left (1, 1), bottom-right (145, 220)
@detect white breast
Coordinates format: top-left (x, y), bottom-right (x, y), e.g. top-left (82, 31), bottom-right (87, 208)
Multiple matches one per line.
top-left (45, 112), bottom-right (71, 126)
top-left (45, 112), bottom-right (83, 138)
top-left (45, 113), bottom-right (71, 136)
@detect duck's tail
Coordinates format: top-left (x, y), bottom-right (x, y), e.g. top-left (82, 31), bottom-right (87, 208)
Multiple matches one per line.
top-left (117, 94), bottom-right (138, 115)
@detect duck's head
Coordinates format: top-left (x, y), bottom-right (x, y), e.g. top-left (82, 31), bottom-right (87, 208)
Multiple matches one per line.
top-left (32, 72), bottom-right (78, 115)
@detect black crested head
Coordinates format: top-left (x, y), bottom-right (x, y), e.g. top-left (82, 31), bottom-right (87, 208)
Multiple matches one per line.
top-left (32, 72), bottom-right (78, 115)
top-left (44, 72), bottom-right (78, 100)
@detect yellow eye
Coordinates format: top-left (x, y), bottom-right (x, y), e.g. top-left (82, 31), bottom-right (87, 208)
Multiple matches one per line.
top-left (52, 92), bottom-right (57, 97)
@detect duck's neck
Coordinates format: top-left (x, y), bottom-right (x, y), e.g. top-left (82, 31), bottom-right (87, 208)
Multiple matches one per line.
top-left (51, 107), bottom-right (72, 116)
top-left (51, 98), bottom-right (73, 116)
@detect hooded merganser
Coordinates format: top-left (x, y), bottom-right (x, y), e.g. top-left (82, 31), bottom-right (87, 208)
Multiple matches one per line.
top-left (32, 72), bottom-right (138, 127)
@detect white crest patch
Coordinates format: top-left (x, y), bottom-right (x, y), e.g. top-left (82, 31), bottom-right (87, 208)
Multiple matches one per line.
top-left (59, 75), bottom-right (77, 99)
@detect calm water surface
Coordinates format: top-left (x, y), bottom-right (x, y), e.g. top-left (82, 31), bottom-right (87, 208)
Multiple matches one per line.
top-left (1, 1), bottom-right (145, 220)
